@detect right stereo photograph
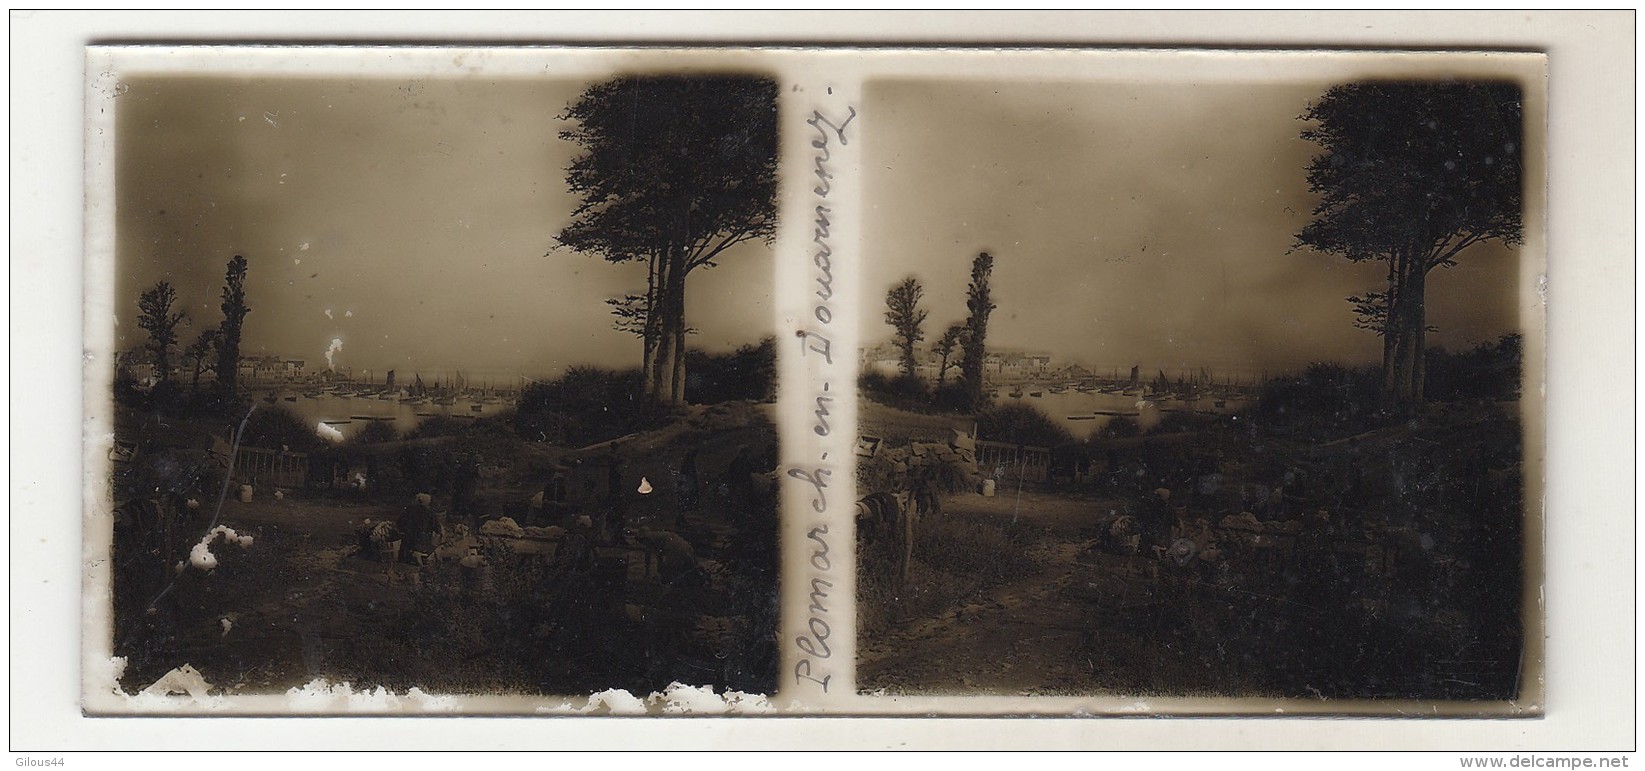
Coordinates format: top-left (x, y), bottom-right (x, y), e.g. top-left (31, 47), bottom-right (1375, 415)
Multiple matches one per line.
top-left (853, 57), bottom-right (1544, 709)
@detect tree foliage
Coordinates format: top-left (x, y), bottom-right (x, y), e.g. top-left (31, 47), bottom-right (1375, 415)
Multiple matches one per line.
top-left (184, 328), bottom-right (220, 394)
top-left (512, 366), bottom-right (669, 448)
top-left (685, 337), bottom-right (777, 404)
top-left (556, 75), bottom-right (779, 406)
top-left (136, 281), bottom-right (186, 383)
top-left (1424, 334), bottom-right (1522, 403)
top-left (1296, 81), bottom-right (1523, 404)
top-left (884, 277), bottom-right (928, 378)
top-left (975, 403), bottom-right (1074, 449)
top-left (934, 324), bottom-right (965, 387)
top-left (605, 293), bottom-right (649, 339)
top-left (959, 252), bottom-right (997, 411)
top-left (215, 254), bottom-right (251, 397)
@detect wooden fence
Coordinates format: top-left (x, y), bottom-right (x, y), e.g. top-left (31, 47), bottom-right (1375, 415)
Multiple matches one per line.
top-left (235, 446), bottom-right (309, 488)
top-left (974, 439), bottom-right (1051, 483)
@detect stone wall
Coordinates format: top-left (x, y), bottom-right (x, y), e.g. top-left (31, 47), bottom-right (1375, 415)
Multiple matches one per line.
top-left (857, 428), bottom-right (980, 495)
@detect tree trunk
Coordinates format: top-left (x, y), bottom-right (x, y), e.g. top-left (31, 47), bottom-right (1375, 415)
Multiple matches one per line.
top-left (1384, 254), bottom-right (1429, 406)
top-left (153, 344), bottom-right (171, 385)
top-left (641, 257), bottom-right (666, 398)
top-left (667, 257), bottom-right (689, 406)
top-left (1408, 265), bottom-right (1428, 403)
top-left (1381, 262), bottom-right (1398, 380)
top-left (644, 254), bottom-right (689, 407)
top-left (647, 307), bottom-right (677, 405)
top-left (672, 320), bottom-right (687, 406)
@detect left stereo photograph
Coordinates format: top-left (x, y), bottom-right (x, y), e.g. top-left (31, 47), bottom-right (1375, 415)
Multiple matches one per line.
top-left (84, 48), bottom-right (783, 713)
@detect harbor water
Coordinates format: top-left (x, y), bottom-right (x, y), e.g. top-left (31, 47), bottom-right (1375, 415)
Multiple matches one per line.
top-left (993, 389), bottom-right (1250, 440)
top-left (265, 392), bottom-right (511, 442)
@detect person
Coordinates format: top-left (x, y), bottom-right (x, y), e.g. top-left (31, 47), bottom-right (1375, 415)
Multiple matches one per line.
top-left (397, 492), bottom-right (443, 564)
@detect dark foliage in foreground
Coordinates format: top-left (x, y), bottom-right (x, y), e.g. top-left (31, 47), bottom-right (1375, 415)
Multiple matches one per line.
top-left (1254, 362), bottom-right (1388, 440)
top-left (685, 338), bottom-right (777, 404)
top-left (512, 366), bottom-right (672, 448)
top-left (1425, 333), bottom-right (1522, 403)
top-left (975, 403), bottom-right (1076, 448)
top-left (239, 406), bottom-right (329, 454)
top-left (859, 371), bottom-right (972, 414)
top-left (1254, 335), bottom-right (1522, 441)
top-left (512, 344), bottom-right (776, 449)
top-left (352, 419), bottom-right (399, 445)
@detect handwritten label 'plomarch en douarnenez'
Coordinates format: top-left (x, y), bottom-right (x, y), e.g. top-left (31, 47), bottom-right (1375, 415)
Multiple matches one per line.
top-left (789, 99), bottom-right (855, 695)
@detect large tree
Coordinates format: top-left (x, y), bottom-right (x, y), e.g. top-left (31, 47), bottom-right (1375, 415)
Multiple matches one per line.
top-left (215, 254), bottom-right (251, 397)
top-left (883, 277), bottom-right (928, 378)
top-left (1296, 81), bottom-right (1523, 404)
top-left (556, 75), bottom-right (779, 407)
top-left (959, 252), bottom-right (997, 410)
top-left (137, 281), bottom-right (186, 384)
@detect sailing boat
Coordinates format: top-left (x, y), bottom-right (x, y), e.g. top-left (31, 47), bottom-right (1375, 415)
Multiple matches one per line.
top-left (433, 373), bottom-right (457, 405)
top-left (401, 373), bottom-right (430, 404)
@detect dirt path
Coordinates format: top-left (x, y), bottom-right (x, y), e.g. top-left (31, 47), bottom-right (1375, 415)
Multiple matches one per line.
top-left (859, 541), bottom-right (1097, 695)
top-left (856, 490), bottom-right (1130, 695)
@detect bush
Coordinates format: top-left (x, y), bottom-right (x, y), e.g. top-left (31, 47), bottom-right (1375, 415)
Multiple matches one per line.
top-left (1253, 362), bottom-right (1385, 439)
top-left (354, 420), bottom-right (399, 444)
top-left (685, 338), bottom-right (776, 404)
top-left (511, 366), bottom-right (671, 448)
top-left (1425, 334), bottom-right (1522, 402)
top-left (975, 403), bottom-right (1074, 448)
top-left (1153, 410), bottom-right (1206, 434)
top-left (239, 406), bottom-right (327, 453)
top-left (860, 370), bottom-right (970, 415)
top-left (407, 416), bottom-right (467, 439)
top-left (1101, 415), bottom-right (1141, 438)
top-left (145, 380), bottom-right (186, 415)
top-left (931, 380), bottom-right (973, 412)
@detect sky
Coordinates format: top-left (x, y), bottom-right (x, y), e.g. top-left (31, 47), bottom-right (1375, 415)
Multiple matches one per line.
top-left (113, 75), bottom-right (773, 381)
top-left (858, 79), bottom-right (1522, 376)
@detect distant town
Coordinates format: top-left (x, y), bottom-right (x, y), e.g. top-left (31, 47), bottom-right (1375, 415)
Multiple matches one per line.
top-left (113, 349), bottom-right (524, 401)
top-left (857, 341), bottom-right (1268, 396)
